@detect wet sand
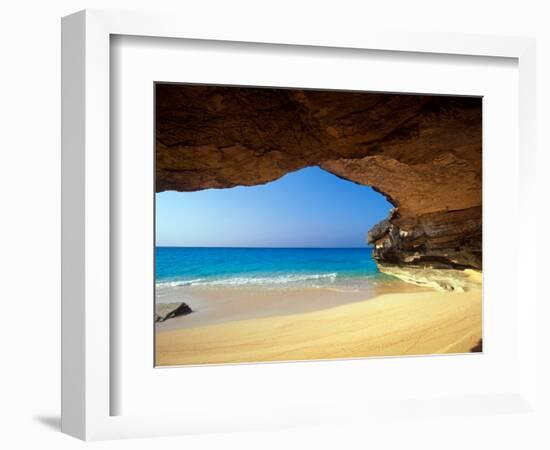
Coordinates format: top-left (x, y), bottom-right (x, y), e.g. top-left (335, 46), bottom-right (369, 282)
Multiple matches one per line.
top-left (155, 281), bottom-right (427, 331)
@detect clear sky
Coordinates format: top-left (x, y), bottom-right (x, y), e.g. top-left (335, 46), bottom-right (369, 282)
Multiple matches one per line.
top-left (156, 166), bottom-right (392, 248)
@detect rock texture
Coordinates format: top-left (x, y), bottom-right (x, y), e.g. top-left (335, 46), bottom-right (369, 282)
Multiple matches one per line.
top-left (375, 266), bottom-right (481, 293)
top-left (156, 84), bottom-right (482, 272)
top-left (155, 302), bottom-right (193, 323)
top-left (367, 206), bottom-right (482, 270)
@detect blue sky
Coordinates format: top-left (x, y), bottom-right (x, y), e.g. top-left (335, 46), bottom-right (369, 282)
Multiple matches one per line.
top-left (156, 166), bottom-right (392, 248)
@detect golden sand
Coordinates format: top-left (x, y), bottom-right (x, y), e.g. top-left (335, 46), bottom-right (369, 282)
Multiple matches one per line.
top-left (156, 287), bottom-right (482, 366)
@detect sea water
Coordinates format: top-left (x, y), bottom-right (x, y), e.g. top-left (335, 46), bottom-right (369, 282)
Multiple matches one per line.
top-left (156, 247), bottom-right (394, 290)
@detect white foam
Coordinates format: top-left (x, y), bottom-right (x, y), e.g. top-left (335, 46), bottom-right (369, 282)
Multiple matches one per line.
top-left (156, 273), bottom-right (339, 288)
top-left (156, 278), bottom-right (204, 288)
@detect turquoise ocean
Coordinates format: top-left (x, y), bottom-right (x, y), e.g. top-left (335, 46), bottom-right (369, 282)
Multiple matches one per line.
top-left (156, 247), bottom-right (395, 290)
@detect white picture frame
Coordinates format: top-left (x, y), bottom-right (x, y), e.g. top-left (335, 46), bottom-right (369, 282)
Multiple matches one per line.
top-left (61, 9), bottom-right (538, 441)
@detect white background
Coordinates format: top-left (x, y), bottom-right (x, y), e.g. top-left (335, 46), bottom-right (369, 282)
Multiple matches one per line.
top-left (0, 1), bottom-right (548, 449)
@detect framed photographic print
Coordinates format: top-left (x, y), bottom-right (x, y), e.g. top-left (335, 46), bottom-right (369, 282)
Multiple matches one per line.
top-left (153, 83), bottom-right (483, 367)
top-left (62, 9), bottom-right (539, 441)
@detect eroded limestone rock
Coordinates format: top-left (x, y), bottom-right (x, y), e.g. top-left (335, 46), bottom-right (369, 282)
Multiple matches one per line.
top-left (377, 265), bottom-right (482, 292)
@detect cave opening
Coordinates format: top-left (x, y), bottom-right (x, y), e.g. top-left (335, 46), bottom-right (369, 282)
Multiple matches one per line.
top-left (155, 165), bottom-right (399, 294)
top-left (155, 165), bottom-right (393, 249)
top-left (155, 83), bottom-right (482, 273)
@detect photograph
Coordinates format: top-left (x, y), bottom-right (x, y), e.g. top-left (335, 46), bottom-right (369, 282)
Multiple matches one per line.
top-left (154, 83), bottom-right (483, 366)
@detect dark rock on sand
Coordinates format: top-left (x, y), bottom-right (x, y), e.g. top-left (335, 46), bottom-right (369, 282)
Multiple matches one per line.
top-left (155, 302), bottom-right (193, 323)
top-left (470, 339), bottom-right (483, 352)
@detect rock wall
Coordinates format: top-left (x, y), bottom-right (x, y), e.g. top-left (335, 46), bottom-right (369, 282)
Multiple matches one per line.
top-left (156, 84), bottom-right (482, 272)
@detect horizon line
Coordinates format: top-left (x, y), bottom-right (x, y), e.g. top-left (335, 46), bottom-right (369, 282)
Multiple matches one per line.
top-left (156, 245), bottom-right (373, 249)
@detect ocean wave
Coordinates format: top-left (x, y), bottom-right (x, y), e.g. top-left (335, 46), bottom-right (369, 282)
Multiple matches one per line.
top-left (156, 278), bottom-right (205, 288)
top-left (156, 273), bottom-right (339, 288)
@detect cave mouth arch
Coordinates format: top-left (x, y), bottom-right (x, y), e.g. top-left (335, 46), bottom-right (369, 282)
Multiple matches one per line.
top-left (156, 165), bottom-right (394, 249)
top-left (155, 84), bottom-right (482, 271)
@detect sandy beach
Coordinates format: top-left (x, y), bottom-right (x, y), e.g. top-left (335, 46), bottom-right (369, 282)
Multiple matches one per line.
top-left (156, 278), bottom-right (482, 366)
top-left (155, 280), bottom-right (426, 331)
